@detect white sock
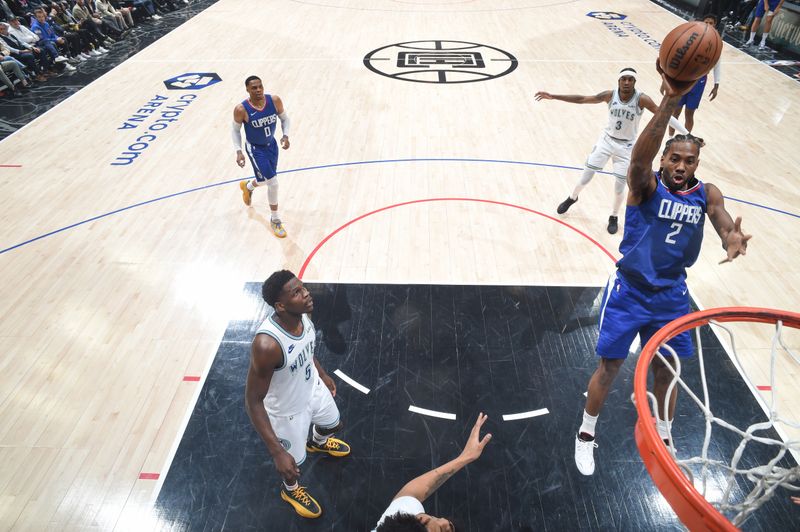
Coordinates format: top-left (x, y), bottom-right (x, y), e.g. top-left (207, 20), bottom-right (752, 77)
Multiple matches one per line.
top-left (271, 210), bottom-right (280, 221)
top-left (760, 33), bottom-right (768, 45)
top-left (579, 410), bottom-right (598, 438)
top-left (656, 418), bottom-right (672, 440)
top-left (312, 426), bottom-right (328, 445)
top-left (283, 481), bottom-right (298, 491)
top-left (746, 34), bottom-right (754, 44)
top-left (246, 179), bottom-right (255, 191)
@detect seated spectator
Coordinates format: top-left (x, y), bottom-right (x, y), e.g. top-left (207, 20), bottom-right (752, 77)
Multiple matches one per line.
top-left (0, 21), bottom-right (46, 80)
top-left (102, 0), bottom-right (134, 28)
top-left (44, 6), bottom-right (92, 62)
top-left (71, 0), bottom-right (116, 46)
top-left (30, 7), bottom-right (76, 71)
top-left (94, 0), bottom-right (130, 32)
top-left (7, 17), bottom-right (54, 73)
top-left (51, 2), bottom-right (107, 57)
top-left (0, 39), bottom-right (30, 96)
top-left (114, 0), bottom-right (159, 22)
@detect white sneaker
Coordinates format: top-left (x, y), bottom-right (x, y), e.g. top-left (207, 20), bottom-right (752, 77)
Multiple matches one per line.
top-left (758, 44), bottom-right (767, 50)
top-left (98, 47), bottom-right (109, 54)
top-left (575, 435), bottom-right (598, 475)
top-left (54, 55), bottom-right (69, 63)
top-left (79, 53), bottom-right (92, 60)
top-left (90, 49), bottom-right (102, 56)
top-left (63, 63), bottom-right (76, 72)
top-left (153, 14), bottom-right (162, 20)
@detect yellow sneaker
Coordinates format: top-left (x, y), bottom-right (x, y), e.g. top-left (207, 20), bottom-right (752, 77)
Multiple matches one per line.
top-left (306, 437), bottom-right (351, 457)
top-left (271, 219), bottom-right (287, 238)
top-left (280, 485), bottom-right (322, 518)
top-left (239, 180), bottom-right (252, 206)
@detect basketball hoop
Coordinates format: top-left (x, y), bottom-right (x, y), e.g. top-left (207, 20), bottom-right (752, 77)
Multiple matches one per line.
top-left (633, 307), bottom-right (800, 530)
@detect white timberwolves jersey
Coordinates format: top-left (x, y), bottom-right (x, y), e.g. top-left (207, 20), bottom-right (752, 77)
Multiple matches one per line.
top-left (257, 313), bottom-right (318, 417)
top-left (604, 88), bottom-right (643, 142)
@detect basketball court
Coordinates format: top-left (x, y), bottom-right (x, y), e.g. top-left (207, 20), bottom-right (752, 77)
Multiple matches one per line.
top-left (0, 0), bottom-right (798, 530)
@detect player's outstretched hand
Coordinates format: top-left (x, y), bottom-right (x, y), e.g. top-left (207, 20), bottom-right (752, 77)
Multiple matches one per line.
top-left (534, 91), bottom-right (552, 101)
top-left (274, 448), bottom-right (300, 483)
top-left (281, 135), bottom-right (290, 150)
top-left (459, 413), bottom-right (492, 463)
top-left (792, 495), bottom-right (800, 505)
top-left (720, 217), bottom-right (752, 264)
top-left (655, 60), bottom-right (696, 97)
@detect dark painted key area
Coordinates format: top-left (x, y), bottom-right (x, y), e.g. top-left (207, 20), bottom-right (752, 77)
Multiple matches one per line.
top-left (154, 283), bottom-right (798, 531)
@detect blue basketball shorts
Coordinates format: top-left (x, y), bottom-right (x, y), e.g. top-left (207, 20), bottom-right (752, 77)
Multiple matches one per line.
top-left (678, 75), bottom-right (707, 111)
top-left (245, 142), bottom-right (278, 182)
top-left (596, 272), bottom-right (694, 359)
top-left (755, 0), bottom-right (780, 17)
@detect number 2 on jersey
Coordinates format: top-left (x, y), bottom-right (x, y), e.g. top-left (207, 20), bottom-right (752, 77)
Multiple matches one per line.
top-left (665, 222), bottom-right (683, 244)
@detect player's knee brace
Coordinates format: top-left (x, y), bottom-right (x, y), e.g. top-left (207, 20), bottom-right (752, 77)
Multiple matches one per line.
top-left (614, 176), bottom-right (627, 195)
top-left (267, 177), bottom-right (279, 205)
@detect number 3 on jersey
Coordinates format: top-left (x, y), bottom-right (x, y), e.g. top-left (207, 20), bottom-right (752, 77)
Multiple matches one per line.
top-left (665, 222), bottom-right (682, 244)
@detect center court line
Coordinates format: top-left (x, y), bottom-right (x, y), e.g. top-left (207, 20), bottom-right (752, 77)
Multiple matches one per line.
top-left (333, 369), bottom-right (370, 394)
top-left (408, 405), bottom-right (457, 420)
top-left (502, 408), bottom-right (550, 421)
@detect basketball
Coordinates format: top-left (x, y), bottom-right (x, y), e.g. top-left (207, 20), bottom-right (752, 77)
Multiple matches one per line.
top-left (658, 21), bottom-right (723, 82)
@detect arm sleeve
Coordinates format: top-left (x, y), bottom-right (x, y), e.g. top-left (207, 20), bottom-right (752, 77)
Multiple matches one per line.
top-left (278, 112), bottom-right (290, 137)
top-left (711, 62), bottom-right (721, 85)
top-left (668, 116), bottom-right (689, 135)
top-left (231, 121), bottom-right (243, 151)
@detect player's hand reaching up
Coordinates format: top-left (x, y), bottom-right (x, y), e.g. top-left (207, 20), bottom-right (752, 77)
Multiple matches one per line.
top-left (720, 217), bottom-right (752, 264)
top-left (655, 60), bottom-right (696, 97)
top-left (534, 91), bottom-right (553, 101)
top-left (459, 413), bottom-right (492, 463)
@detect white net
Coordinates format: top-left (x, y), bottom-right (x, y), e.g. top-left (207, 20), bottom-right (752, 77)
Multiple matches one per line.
top-left (641, 318), bottom-right (800, 527)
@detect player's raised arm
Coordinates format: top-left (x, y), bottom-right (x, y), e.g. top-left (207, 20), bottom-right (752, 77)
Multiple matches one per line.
top-left (534, 90), bottom-right (612, 104)
top-left (627, 67), bottom-right (694, 203)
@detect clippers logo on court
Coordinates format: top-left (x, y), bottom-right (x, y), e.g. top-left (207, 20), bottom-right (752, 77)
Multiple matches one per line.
top-left (163, 72), bottom-right (222, 90)
top-left (586, 11), bottom-right (627, 20)
top-left (364, 40), bottom-right (517, 84)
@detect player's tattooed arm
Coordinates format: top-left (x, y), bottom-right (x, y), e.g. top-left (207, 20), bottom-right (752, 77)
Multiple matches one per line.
top-left (627, 93), bottom-right (679, 203)
top-left (392, 413), bottom-right (492, 503)
top-left (534, 90), bottom-right (612, 104)
top-left (706, 183), bottom-right (752, 264)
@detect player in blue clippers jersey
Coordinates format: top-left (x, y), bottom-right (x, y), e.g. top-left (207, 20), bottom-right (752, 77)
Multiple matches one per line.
top-left (232, 75), bottom-right (292, 238)
top-left (573, 63), bottom-right (752, 476)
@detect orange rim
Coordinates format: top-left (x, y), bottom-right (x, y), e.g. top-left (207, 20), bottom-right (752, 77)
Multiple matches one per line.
top-left (634, 307), bottom-right (800, 532)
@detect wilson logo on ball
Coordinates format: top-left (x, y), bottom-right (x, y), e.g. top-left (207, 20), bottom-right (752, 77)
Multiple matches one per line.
top-left (669, 32), bottom-right (699, 70)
